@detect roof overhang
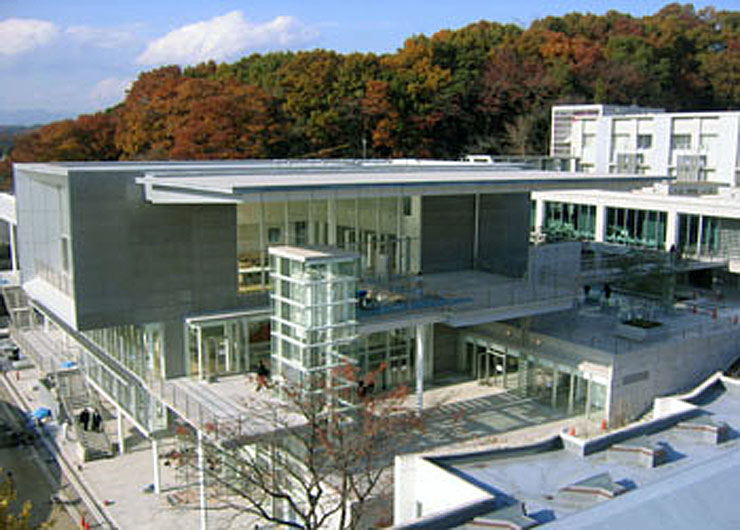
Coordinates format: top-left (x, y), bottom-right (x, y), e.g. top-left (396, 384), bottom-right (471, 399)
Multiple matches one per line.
top-left (135, 165), bottom-right (669, 204)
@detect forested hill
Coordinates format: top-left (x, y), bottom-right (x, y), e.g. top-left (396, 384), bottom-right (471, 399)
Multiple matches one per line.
top-left (6, 3), bottom-right (740, 176)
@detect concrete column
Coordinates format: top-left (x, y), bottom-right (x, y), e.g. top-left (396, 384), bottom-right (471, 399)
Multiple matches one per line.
top-left (568, 373), bottom-right (575, 415)
top-left (665, 209), bottom-right (680, 251)
top-left (259, 201), bottom-right (266, 286)
top-left (117, 405), bottom-right (125, 455)
top-left (283, 202), bottom-right (289, 245)
top-left (8, 223), bottom-right (17, 272)
top-left (198, 430), bottom-right (208, 530)
top-left (327, 198), bottom-right (337, 246)
top-left (415, 324), bottom-right (427, 413)
top-left (534, 197), bottom-right (546, 234)
top-left (473, 194), bottom-right (481, 265)
top-left (196, 326), bottom-right (203, 380)
top-left (151, 438), bottom-right (161, 494)
top-left (594, 205), bottom-right (606, 243)
top-left (307, 197), bottom-right (315, 245)
top-left (696, 215), bottom-right (704, 257)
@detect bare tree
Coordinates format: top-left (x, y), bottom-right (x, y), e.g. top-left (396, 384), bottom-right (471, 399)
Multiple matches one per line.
top-left (171, 364), bottom-right (420, 529)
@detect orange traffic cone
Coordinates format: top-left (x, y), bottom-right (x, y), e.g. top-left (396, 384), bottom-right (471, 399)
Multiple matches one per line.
top-left (569, 426), bottom-right (576, 436)
top-left (601, 419), bottom-right (607, 431)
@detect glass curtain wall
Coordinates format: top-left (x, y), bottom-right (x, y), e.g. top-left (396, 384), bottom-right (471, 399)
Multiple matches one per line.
top-left (678, 214), bottom-right (721, 256)
top-left (270, 249), bottom-right (359, 403)
top-left (355, 328), bottom-right (415, 389)
top-left (237, 196), bottom-right (421, 293)
top-left (84, 323), bottom-right (165, 382)
top-left (186, 316), bottom-right (270, 380)
top-left (543, 201), bottom-right (596, 240)
top-left (606, 207), bottom-right (667, 249)
top-left (462, 336), bottom-right (607, 420)
top-left (81, 343), bottom-right (168, 432)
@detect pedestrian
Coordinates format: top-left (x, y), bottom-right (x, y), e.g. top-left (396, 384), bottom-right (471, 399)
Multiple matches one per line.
top-left (256, 360), bottom-right (270, 391)
top-left (79, 408), bottom-right (90, 431)
top-left (91, 410), bottom-right (102, 432)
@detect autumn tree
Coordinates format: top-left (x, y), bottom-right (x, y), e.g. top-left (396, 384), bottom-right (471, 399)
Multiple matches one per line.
top-left (11, 4), bottom-right (740, 163)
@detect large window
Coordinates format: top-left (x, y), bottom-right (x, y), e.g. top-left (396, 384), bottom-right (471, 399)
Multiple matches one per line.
top-left (671, 134), bottom-right (691, 150)
top-left (606, 207), bottom-right (666, 249)
top-left (543, 202), bottom-right (596, 241)
top-left (237, 197), bottom-right (422, 293)
top-left (678, 214), bottom-right (721, 256)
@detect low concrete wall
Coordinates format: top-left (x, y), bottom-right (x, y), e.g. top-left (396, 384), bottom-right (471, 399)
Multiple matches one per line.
top-left (561, 406), bottom-right (701, 457)
top-left (393, 453), bottom-right (490, 526)
top-left (609, 326), bottom-right (740, 425)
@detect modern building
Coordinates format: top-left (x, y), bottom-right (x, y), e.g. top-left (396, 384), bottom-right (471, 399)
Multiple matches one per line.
top-left (534, 104), bottom-right (740, 275)
top-left (5, 158), bottom-right (735, 525)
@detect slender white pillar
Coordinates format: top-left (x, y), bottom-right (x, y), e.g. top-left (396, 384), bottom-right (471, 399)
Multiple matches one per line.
top-left (117, 405), bottom-right (125, 455)
top-left (151, 438), bottom-right (161, 494)
top-left (594, 205), bottom-right (606, 243)
top-left (327, 198), bottom-right (337, 246)
top-left (415, 324), bottom-right (427, 413)
top-left (534, 198), bottom-right (545, 234)
top-left (473, 194), bottom-right (480, 265)
top-left (8, 223), bottom-right (17, 272)
top-left (198, 430), bottom-right (208, 530)
top-left (196, 326), bottom-right (203, 380)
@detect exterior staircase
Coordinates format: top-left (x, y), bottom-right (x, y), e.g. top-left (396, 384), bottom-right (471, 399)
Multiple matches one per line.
top-left (57, 369), bottom-right (113, 461)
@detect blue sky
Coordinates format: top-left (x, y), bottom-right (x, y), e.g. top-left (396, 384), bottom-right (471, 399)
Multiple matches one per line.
top-left (1, 1), bottom-right (737, 124)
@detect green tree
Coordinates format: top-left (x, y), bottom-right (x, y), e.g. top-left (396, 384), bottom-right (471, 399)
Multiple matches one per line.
top-left (0, 470), bottom-right (31, 530)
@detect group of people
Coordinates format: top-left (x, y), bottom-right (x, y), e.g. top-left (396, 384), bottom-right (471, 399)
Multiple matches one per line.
top-left (78, 407), bottom-right (102, 432)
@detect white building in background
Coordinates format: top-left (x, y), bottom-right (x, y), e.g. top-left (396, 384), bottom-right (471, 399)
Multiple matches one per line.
top-left (534, 104), bottom-right (740, 275)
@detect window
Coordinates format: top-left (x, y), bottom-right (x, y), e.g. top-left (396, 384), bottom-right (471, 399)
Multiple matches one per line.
top-left (402, 197), bottom-right (412, 216)
top-left (637, 134), bottom-right (652, 149)
top-left (60, 236), bottom-right (70, 273)
top-left (267, 227), bottom-right (281, 244)
top-left (671, 134), bottom-right (691, 150)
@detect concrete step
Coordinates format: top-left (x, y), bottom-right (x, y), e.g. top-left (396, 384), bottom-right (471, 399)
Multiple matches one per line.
top-left (78, 428), bottom-right (112, 460)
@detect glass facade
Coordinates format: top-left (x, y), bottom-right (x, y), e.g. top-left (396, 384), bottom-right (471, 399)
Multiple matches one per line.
top-left (462, 335), bottom-right (606, 419)
top-left (678, 214), bottom-right (721, 256)
top-left (606, 207), bottom-right (666, 249)
top-left (85, 323), bottom-right (164, 382)
top-left (186, 316), bottom-right (271, 380)
top-left (543, 201), bottom-right (596, 241)
top-left (237, 197), bottom-right (421, 293)
top-left (356, 328), bottom-right (415, 389)
top-left (80, 341), bottom-right (168, 432)
top-left (269, 249), bottom-right (359, 402)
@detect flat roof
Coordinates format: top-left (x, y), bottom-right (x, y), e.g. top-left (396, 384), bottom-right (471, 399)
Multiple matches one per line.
top-left (16, 159), bottom-right (667, 204)
top-left (425, 377), bottom-right (740, 529)
top-left (268, 245), bottom-right (359, 263)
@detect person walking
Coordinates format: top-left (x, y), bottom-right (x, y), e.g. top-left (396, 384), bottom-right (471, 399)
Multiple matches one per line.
top-left (91, 410), bottom-right (102, 432)
top-left (79, 408), bottom-right (90, 431)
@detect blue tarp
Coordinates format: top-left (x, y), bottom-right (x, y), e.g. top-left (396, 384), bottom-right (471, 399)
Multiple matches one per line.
top-left (31, 407), bottom-right (51, 420)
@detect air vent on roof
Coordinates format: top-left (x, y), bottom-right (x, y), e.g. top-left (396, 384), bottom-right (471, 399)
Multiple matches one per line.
top-left (676, 417), bottom-right (730, 445)
top-left (557, 472), bottom-right (627, 507)
top-left (608, 437), bottom-right (667, 468)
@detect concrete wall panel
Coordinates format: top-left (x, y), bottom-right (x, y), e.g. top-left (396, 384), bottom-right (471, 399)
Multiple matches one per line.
top-left (69, 170), bottom-right (238, 330)
top-left (478, 193), bottom-right (529, 277)
top-left (421, 195), bottom-right (474, 273)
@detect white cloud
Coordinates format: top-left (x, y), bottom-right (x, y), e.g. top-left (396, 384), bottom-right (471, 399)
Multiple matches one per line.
top-left (66, 25), bottom-right (138, 49)
top-left (136, 10), bottom-right (319, 65)
top-left (89, 77), bottom-right (132, 108)
top-left (0, 18), bottom-right (60, 56)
